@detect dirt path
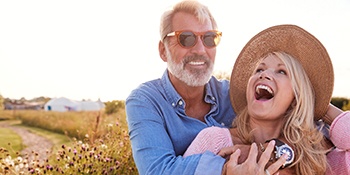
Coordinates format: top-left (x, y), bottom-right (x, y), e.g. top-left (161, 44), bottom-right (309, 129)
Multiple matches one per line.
top-left (0, 121), bottom-right (53, 163)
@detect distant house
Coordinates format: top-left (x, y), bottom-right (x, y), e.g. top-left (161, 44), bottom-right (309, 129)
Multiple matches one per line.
top-left (44, 97), bottom-right (105, 112)
top-left (44, 97), bottom-right (79, 112)
top-left (80, 100), bottom-right (105, 111)
top-left (5, 101), bottom-right (44, 110)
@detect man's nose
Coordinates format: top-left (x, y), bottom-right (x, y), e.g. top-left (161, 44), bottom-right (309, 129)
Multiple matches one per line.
top-left (190, 37), bottom-right (206, 54)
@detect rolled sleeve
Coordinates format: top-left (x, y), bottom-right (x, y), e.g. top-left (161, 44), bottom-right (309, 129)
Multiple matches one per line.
top-left (195, 151), bottom-right (225, 175)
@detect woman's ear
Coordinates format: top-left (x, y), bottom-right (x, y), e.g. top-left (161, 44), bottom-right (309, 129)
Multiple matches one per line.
top-left (158, 41), bottom-right (167, 62)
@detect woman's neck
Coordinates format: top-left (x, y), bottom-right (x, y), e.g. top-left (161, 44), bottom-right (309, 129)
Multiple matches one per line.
top-left (249, 119), bottom-right (284, 143)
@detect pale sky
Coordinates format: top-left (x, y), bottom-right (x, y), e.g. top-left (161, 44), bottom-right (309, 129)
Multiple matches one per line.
top-left (1, 0), bottom-right (349, 102)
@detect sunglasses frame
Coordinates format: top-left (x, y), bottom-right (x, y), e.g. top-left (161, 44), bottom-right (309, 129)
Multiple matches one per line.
top-left (164, 30), bottom-right (222, 48)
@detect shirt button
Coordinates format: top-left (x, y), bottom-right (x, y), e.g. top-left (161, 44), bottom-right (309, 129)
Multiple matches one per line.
top-left (211, 97), bottom-right (216, 101)
top-left (172, 102), bottom-right (176, 107)
top-left (178, 101), bottom-right (183, 105)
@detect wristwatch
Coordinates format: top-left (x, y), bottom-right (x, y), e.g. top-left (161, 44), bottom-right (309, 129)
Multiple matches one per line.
top-left (266, 138), bottom-right (294, 169)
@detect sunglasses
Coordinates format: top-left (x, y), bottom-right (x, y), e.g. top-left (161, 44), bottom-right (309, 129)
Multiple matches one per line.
top-left (164, 30), bottom-right (222, 48)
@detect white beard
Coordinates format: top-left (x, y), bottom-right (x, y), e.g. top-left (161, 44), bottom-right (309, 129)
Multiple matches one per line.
top-left (165, 47), bottom-right (214, 87)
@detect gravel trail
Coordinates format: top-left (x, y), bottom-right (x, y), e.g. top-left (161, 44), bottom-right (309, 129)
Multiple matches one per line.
top-left (0, 121), bottom-right (53, 163)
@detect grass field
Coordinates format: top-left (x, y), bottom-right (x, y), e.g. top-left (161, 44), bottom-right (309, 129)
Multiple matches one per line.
top-left (0, 109), bottom-right (138, 174)
top-left (0, 126), bottom-right (23, 157)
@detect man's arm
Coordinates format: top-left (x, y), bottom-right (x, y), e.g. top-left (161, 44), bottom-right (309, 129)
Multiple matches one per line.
top-left (126, 92), bottom-right (225, 175)
top-left (324, 103), bottom-right (343, 125)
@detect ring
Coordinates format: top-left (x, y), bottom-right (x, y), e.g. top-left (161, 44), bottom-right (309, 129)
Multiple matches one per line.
top-left (265, 169), bottom-right (271, 175)
top-left (259, 143), bottom-right (265, 152)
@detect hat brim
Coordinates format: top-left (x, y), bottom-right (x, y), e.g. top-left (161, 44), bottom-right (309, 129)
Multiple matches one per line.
top-left (230, 24), bottom-right (334, 121)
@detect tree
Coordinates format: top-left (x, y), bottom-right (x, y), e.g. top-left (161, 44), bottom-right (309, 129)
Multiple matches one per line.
top-left (0, 94), bottom-right (3, 110)
top-left (342, 99), bottom-right (350, 110)
top-left (104, 100), bottom-right (125, 115)
top-left (331, 97), bottom-right (349, 109)
top-left (213, 70), bottom-right (231, 80)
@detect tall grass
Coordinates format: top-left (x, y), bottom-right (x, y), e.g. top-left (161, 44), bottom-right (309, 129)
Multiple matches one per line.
top-left (0, 109), bottom-right (138, 174)
top-left (0, 127), bottom-right (23, 157)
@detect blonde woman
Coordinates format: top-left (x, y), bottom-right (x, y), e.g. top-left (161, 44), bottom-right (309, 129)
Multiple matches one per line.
top-left (184, 25), bottom-right (350, 175)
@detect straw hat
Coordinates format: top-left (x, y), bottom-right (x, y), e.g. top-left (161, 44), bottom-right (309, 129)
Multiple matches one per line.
top-left (230, 24), bottom-right (334, 121)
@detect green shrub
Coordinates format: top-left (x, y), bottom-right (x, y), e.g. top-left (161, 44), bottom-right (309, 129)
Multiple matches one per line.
top-left (331, 97), bottom-right (349, 110)
top-left (104, 100), bottom-right (125, 115)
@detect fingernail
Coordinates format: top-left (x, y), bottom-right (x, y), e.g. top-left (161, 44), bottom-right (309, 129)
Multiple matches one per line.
top-left (233, 149), bottom-right (241, 155)
top-left (283, 154), bottom-right (289, 159)
top-left (252, 142), bottom-right (257, 148)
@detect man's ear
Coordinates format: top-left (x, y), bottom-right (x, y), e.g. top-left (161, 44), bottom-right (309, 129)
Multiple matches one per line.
top-left (158, 41), bottom-right (167, 62)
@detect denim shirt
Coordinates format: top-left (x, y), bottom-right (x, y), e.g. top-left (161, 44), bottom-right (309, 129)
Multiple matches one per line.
top-left (126, 70), bottom-right (236, 175)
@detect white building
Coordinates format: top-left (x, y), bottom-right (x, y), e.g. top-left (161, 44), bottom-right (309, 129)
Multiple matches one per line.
top-left (44, 97), bottom-right (105, 112)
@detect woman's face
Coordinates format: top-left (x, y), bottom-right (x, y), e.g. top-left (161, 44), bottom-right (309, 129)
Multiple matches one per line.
top-left (246, 54), bottom-right (295, 120)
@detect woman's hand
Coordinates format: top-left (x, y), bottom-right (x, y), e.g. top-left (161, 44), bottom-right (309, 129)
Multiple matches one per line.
top-left (225, 140), bottom-right (287, 175)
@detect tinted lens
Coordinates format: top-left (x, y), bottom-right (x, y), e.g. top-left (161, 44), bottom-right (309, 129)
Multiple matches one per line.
top-left (179, 32), bottom-right (197, 47)
top-left (202, 31), bottom-right (220, 47)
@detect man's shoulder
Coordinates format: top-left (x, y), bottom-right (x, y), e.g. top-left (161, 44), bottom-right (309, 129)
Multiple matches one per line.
top-left (208, 77), bottom-right (230, 88)
top-left (128, 78), bottom-right (162, 97)
top-left (207, 77), bottom-right (230, 97)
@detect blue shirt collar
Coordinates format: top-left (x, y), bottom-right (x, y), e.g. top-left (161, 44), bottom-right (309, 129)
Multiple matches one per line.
top-left (161, 69), bottom-right (217, 107)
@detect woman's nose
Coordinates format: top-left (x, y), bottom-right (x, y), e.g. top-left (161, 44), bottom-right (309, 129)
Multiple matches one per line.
top-left (259, 71), bottom-right (273, 80)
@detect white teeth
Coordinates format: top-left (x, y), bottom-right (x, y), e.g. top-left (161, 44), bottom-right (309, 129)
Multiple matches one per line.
top-left (189, 61), bottom-right (205, 65)
top-left (256, 84), bottom-right (273, 95)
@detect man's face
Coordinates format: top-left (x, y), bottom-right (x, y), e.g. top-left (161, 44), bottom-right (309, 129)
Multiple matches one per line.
top-left (163, 12), bottom-right (217, 87)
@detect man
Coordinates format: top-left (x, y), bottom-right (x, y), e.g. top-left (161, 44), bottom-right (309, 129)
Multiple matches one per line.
top-left (126, 1), bottom-right (235, 174)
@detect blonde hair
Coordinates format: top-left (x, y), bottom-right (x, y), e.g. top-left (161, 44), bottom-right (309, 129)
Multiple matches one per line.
top-left (159, 0), bottom-right (218, 42)
top-left (233, 51), bottom-right (328, 175)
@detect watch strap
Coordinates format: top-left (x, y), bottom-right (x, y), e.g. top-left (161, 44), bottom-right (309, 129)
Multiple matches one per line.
top-left (266, 138), bottom-right (284, 146)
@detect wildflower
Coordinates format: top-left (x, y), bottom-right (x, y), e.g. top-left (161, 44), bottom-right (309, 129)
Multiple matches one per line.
top-left (35, 168), bottom-right (41, 173)
top-left (46, 164), bottom-right (53, 171)
top-left (16, 156), bottom-right (23, 163)
top-left (101, 144), bottom-right (108, 149)
top-left (15, 165), bottom-right (20, 172)
top-left (5, 156), bottom-right (14, 167)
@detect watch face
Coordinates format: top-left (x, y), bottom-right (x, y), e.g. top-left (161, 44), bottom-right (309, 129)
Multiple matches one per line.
top-left (277, 144), bottom-right (294, 164)
top-left (280, 146), bottom-right (293, 162)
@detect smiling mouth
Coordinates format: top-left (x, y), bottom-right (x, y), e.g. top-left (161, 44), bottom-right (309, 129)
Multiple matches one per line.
top-left (255, 84), bottom-right (274, 100)
top-left (188, 61), bottom-right (205, 65)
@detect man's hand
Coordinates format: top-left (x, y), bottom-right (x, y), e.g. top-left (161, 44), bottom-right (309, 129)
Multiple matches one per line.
top-left (224, 140), bottom-right (288, 175)
top-left (218, 144), bottom-right (251, 164)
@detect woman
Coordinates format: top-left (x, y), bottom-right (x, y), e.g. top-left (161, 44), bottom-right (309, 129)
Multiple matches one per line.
top-left (183, 25), bottom-right (350, 175)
